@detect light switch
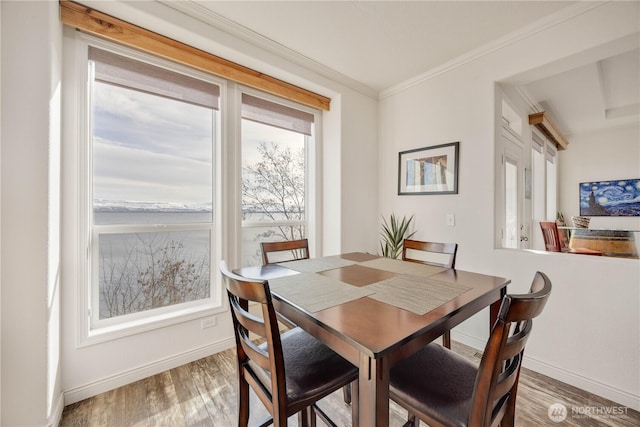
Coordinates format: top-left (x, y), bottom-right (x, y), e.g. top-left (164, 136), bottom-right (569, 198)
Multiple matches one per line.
top-left (446, 213), bottom-right (455, 227)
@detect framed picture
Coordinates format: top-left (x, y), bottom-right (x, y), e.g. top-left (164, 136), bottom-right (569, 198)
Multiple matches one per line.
top-left (579, 179), bottom-right (640, 216)
top-left (398, 142), bottom-right (459, 195)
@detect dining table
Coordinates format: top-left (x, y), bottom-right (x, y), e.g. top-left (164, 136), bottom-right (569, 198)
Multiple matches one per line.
top-left (234, 252), bottom-right (510, 427)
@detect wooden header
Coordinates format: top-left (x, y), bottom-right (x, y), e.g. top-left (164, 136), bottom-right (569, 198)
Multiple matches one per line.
top-left (529, 112), bottom-right (569, 150)
top-left (59, 0), bottom-right (330, 111)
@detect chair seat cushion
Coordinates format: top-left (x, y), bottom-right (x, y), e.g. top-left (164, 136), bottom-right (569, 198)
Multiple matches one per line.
top-left (256, 327), bottom-right (357, 406)
top-left (390, 343), bottom-right (478, 427)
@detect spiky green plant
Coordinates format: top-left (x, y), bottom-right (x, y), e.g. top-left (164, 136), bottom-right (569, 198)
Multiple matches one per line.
top-left (379, 213), bottom-right (416, 259)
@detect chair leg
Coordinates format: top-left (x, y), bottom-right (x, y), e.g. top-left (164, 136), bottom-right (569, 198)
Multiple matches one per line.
top-left (237, 376), bottom-right (249, 427)
top-left (342, 384), bottom-right (351, 404)
top-left (442, 331), bottom-right (451, 349)
top-left (403, 411), bottom-right (419, 427)
top-left (298, 406), bottom-right (320, 427)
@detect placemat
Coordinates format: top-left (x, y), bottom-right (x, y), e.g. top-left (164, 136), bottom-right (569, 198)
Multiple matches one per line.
top-left (278, 256), bottom-right (356, 273)
top-left (268, 272), bottom-right (374, 313)
top-left (357, 257), bottom-right (447, 277)
top-left (366, 275), bottom-right (472, 315)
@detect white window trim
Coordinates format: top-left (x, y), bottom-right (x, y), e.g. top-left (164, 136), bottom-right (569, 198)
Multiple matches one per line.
top-left (66, 32), bottom-right (228, 347)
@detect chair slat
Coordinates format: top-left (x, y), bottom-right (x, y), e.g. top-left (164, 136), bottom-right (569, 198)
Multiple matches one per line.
top-left (261, 239), bottom-right (309, 265)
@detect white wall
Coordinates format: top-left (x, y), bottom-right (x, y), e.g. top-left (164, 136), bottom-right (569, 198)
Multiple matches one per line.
top-left (378, 1), bottom-right (639, 410)
top-left (559, 124), bottom-right (640, 231)
top-left (0, 0), bottom-right (378, 421)
top-left (1, 1), bottom-right (63, 425)
top-left (56, 0), bottom-right (378, 407)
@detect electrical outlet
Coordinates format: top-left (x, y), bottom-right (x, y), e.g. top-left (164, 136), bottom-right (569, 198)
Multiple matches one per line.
top-left (201, 316), bottom-right (216, 329)
top-left (446, 213), bottom-right (455, 227)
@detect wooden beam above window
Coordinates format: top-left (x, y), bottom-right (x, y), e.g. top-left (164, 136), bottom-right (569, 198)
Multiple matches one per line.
top-left (59, 0), bottom-right (331, 111)
top-left (528, 111), bottom-right (569, 150)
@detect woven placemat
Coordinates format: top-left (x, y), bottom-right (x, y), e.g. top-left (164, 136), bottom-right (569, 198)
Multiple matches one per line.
top-left (269, 272), bottom-right (373, 313)
top-left (278, 256), bottom-right (356, 273)
top-left (357, 257), bottom-right (447, 277)
top-left (366, 274), bottom-right (472, 315)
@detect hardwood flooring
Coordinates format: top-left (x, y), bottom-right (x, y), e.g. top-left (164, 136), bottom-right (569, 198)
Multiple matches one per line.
top-left (60, 341), bottom-right (640, 426)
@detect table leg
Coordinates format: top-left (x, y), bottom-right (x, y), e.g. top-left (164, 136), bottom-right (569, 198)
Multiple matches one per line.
top-left (357, 353), bottom-right (389, 427)
top-left (489, 286), bottom-right (507, 327)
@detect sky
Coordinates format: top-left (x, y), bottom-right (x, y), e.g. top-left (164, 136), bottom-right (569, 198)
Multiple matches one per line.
top-left (93, 82), bottom-right (305, 208)
top-left (93, 82), bottom-right (213, 206)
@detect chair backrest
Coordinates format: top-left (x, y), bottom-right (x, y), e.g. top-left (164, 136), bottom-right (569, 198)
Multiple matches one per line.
top-left (470, 271), bottom-right (552, 427)
top-left (261, 239), bottom-right (310, 265)
top-left (219, 261), bottom-right (287, 418)
top-left (539, 221), bottom-right (562, 252)
top-left (402, 239), bottom-right (458, 268)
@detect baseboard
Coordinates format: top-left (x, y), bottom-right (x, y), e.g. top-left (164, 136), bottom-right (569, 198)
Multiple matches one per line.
top-left (63, 338), bottom-right (235, 405)
top-left (450, 329), bottom-right (486, 351)
top-left (451, 331), bottom-right (640, 411)
top-left (48, 391), bottom-right (65, 427)
top-left (523, 356), bottom-right (640, 411)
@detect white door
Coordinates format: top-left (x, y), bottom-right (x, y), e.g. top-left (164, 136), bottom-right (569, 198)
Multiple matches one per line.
top-left (501, 126), bottom-right (528, 249)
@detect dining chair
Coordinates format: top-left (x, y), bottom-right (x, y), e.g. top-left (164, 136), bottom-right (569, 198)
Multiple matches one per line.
top-left (539, 221), bottom-right (563, 252)
top-left (402, 238), bottom-right (458, 348)
top-left (261, 239), bottom-right (310, 265)
top-left (220, 261), bottom-right (358, 427)
top-left (389, 271), bottom-right (552, 427)
top-left (261, 238), bottom-right (354, 405)
top-left (402, 239), bottom-right (458, 269)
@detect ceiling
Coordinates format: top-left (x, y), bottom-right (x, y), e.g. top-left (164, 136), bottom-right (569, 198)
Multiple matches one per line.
top-left (170, 1), bottom-right (639, 137)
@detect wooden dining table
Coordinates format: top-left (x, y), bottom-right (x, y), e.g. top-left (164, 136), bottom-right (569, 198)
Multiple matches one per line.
top-left (234, 252), bottom-right (510, 426)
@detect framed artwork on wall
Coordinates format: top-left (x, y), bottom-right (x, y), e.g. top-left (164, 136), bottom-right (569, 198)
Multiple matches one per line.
top-left (398, 142), bottom-right (459, 195)
top-left (579, 179), bottom-right (640, 216)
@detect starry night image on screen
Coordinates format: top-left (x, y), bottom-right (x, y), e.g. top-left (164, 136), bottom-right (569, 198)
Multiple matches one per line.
top-left (580, 179), bottom-right (640, 217)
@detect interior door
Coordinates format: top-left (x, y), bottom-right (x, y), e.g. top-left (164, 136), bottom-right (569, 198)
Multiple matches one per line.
top-left (501, 127), bottom-right (528, 249)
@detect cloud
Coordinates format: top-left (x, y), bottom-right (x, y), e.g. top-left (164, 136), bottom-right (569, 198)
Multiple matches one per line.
top-left (93, 82), bottom-right (214, 163)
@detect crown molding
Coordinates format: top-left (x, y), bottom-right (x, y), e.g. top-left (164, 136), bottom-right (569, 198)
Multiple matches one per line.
top-left (159, 1), bottom-right (607, 102)
top-left (379, 1), bottom-right (608, 99)
top-left (159, 0), bottom-right (379, 100)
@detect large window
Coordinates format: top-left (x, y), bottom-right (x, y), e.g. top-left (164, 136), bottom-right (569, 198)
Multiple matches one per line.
top-left (86, 45), bottom-right (221, 331)
top-left (240, 93), bottom-right (317, 266)
top-left (67, 35), bottom-right (321, 339)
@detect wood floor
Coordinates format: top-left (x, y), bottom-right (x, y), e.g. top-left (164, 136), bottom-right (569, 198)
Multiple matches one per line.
top-left (60, 341), bottom-right (640, 426)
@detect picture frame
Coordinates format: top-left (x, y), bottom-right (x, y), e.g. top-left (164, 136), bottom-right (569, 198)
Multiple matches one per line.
top-left (579, 178), bottom-right (640, 217)
top-left (398, 142), bottom-right (459, 195)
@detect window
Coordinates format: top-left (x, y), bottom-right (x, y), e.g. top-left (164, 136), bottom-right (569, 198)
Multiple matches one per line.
top-left (240, 93), bottom-right (318, 266)
top-left (87, 45), bottom-right (222, 331)
top-left (66, 34), bottom-right (322, 340)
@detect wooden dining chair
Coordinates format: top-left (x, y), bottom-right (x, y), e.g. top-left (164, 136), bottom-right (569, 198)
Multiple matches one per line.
top-left (220, 261), bottom-right (358, 427)
top-left (402, 238), bottom-right (458, 348)
top-left (261, 238), bottom-right (355, 405)
top-left (261, 239), bottom-right (309, 265)
top-left (402, 239), bottom-right (458, 269)
top-left (389, 271), bottom-right (552, 427)
top-left (539, 221), bottom-right (562, 252)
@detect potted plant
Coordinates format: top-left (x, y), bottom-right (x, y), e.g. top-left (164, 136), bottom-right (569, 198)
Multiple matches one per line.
top-left (380, 213), bottom-right (416, 259)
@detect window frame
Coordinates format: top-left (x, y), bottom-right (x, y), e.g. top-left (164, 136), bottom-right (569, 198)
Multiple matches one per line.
top-left (71, 33), bottom-right (228, 345)
top-left (238, 86), bottom-right (321, 266)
